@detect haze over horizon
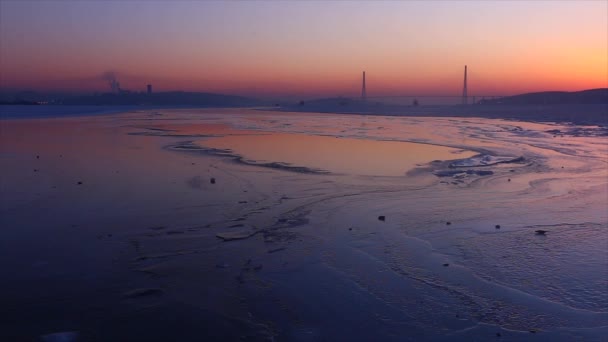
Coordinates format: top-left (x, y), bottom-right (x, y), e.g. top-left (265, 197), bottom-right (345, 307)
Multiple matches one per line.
top-left (1, 1), bottom-right (606, 98)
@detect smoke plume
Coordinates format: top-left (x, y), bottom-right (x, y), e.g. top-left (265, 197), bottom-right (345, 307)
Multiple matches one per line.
top-left (101, 71), bottom-right (119, 92)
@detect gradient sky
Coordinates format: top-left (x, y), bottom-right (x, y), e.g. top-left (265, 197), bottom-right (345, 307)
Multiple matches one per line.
top-left (1, 1), bottom-right (606, 98)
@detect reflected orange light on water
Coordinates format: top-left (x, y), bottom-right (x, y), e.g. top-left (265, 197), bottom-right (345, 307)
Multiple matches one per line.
top-left (198, 133), bottom-right (475, 176)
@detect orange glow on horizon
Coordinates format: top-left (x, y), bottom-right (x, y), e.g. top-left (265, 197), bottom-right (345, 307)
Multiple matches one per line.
top-left (1, 1), bottom-right (606, 97)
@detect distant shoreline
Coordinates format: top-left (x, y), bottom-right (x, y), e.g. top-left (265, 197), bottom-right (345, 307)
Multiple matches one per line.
top-left (1, 103), bottom-right (606, 126)
top-left (0, 104), bottom-right (264, 120)
top-left (273, 103), bottom-right (608, 126)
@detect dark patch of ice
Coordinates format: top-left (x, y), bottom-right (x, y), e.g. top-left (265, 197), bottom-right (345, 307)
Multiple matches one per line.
top-left (268, 247), bottom-right (286, 254)
top-left (170, 142), bottom-right (329, 174)
top-left (123, 288), bottom-right (164, 298)
top-left (216, 230), bottom-right (258, 241)
top-left (547, 126), bottom-right (608, 137)
top-left (40, 331), bottom-right (79, 342)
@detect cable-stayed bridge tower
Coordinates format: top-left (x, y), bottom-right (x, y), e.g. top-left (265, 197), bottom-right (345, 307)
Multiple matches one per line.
top-left (462, 65), bottom-right (468, 105)
top-left (361, 71), bottom-right (367, 101)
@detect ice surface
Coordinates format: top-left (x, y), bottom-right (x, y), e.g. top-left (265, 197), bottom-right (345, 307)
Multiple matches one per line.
top-left (1, 108), bottom-right (606, 340)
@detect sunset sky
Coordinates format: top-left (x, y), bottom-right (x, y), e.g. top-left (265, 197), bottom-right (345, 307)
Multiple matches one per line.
top-left (1, 1), bottom-right (606, 98)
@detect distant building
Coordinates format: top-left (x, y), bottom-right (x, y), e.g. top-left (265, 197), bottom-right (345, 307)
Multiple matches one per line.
top-left (147, 84), bottom-right (152, 94)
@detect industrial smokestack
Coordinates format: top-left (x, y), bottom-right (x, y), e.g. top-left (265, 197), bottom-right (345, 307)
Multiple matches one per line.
top-left (101, 71), bottom-right (120, 93)
top-left (147, 84), bottom-right (152, 94)
top-left (113, 81), bottom-right (120, 93)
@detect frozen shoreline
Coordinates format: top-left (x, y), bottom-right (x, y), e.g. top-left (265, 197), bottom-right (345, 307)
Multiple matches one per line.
top-left (1, 108), bottom-right (606, 340)
top-left (2, 103), bottom-right (607, 127)
top-left (274, 103), bottom-right (608, 126)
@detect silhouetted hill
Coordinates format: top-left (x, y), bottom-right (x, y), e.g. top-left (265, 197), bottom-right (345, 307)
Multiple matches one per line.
top-left (60, 91), bottom-right (260, 106)
top-left (480, 88), bottom-right (608, 105)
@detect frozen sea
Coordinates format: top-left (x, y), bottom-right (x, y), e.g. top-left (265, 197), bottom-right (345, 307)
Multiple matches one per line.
top-left (0, 107), bottom-right (606, 341)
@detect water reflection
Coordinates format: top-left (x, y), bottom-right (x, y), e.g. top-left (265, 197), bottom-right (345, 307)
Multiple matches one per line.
top-left (197, 133), bottom-right (475, 176)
